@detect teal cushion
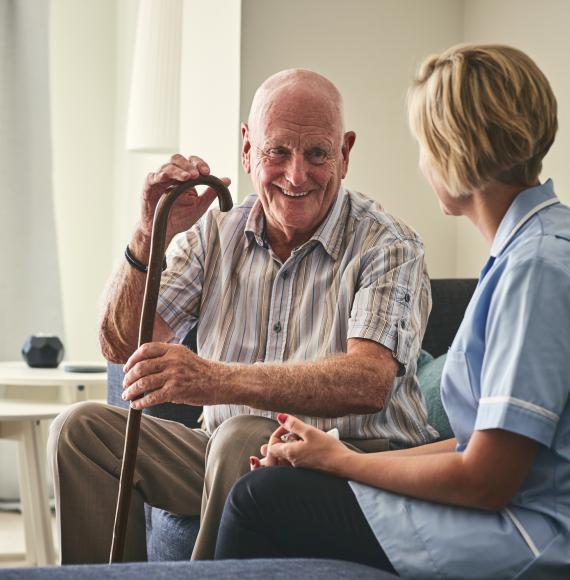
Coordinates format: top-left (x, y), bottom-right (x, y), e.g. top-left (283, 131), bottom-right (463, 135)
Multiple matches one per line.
top-left (417, 349), bottom-right (434, 370)
top-left (416, 351), bottom-right (454, 440)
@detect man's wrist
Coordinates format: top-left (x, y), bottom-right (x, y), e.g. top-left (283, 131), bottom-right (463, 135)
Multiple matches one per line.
top-left (128, 225), bottom-right (152, 265)
top-left (213, 361), bottom-right (238, 404)
top-left (213, 361), bottom-right (263, 407)
top-left (125, 245), bottom-right (167, 273)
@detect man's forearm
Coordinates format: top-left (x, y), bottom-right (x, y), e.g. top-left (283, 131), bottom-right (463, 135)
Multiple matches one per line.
top-left (218, 353), bottom-right (394, 417)
top-left (99, 228), bottom-right (152, 363)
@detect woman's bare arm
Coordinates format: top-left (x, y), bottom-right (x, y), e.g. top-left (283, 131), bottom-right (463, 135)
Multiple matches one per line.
top-left (335, 429), bottom-right (538, 510)
top-left (267, 417), bottom-right (539, 512)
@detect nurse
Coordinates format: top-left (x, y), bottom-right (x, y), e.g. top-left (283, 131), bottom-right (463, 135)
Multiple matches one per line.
top-left (214, 44), bottom-right (570, 579)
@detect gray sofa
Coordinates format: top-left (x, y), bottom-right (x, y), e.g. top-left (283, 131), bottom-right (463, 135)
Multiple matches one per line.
top-left (0, 559), bottom-right (398, 579)
top-left (1, 278), bottom-right (476, 579)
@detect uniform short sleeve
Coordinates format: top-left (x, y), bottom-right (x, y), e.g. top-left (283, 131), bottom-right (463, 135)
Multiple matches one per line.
top-left (347, 240), bottom-right (431, 371)
top-left (476, 257), bottom-right (570, 447)
top-left (157, 220), bottom-right (207, 342)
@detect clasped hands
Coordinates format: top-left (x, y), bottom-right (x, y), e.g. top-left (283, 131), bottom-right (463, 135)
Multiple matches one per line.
top-left (250, 413), bottom-right (353, 473)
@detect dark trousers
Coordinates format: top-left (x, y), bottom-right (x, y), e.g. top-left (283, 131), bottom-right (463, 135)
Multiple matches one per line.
top-left (214, 466), bottom-right (397, 575)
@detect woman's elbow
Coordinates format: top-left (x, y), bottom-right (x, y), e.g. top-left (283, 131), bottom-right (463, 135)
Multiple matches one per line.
top-left (474, 493), bottom-right (509, 512)
top-left (466, 478), bottom-right (516, 512)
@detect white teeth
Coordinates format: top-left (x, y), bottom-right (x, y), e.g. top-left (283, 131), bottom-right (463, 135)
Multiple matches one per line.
top-left (282, 190), bottom-right (309, 197)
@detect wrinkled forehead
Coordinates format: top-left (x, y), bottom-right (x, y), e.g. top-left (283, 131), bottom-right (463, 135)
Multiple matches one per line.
top-left (249, 85), bottom-right (343, 143)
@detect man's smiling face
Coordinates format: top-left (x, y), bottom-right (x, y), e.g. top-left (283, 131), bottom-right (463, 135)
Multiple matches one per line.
top-left (242, 73), bottom-right (355, 249)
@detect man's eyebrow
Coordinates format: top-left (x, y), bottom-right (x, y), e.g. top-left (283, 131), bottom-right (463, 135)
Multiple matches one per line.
top-left (259, 137), bottom-right (334, 150)
top-left (306, 142), bottom-right (332, 150)
top-left (260, 139), bottom-right (289, 149)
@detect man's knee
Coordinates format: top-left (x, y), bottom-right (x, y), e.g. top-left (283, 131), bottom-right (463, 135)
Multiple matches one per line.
top-left (48, 401), bottom-right (125, 463)
top-left (206, 415), bottom-right (277, 470)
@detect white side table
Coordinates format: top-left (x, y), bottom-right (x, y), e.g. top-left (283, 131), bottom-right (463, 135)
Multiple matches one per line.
top-left (0, 362), bottom-right (108, 565)
top-left (0, 401), bottom-right (69, 565)
top-left (0, 362), bottom-right (107, 403)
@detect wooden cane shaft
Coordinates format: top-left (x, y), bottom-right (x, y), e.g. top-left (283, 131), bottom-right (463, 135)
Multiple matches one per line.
top-left (109, 176), bottom-right (232, 563)
top-left (109, 406), bottom-right (141, 562)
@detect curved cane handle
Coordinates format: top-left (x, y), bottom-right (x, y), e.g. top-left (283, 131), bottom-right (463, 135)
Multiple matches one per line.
top-left (139, 175), bottom-right (232, 345)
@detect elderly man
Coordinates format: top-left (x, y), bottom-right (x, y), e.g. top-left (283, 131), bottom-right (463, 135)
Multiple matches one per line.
top-left (49, 69), bottom-right (434, 564)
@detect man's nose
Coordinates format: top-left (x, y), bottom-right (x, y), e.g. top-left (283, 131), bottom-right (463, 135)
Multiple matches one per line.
top-left (284, 153), bottom-right (309, 188)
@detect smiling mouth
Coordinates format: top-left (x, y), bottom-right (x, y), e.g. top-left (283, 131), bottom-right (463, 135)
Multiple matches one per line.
top-left (280, 188), bottom-right (310, 198)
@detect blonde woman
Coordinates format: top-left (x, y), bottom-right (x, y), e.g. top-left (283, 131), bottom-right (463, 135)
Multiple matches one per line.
top-left (214, 45), bottom-right (570, 579)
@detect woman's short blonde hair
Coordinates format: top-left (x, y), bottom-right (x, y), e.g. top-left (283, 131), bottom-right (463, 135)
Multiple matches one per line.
top-left (408, 44), bottom-right (558, 196)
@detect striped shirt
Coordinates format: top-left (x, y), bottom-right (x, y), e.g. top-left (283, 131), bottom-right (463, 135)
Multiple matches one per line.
top-left (159, 187), bottom-right (436, 446)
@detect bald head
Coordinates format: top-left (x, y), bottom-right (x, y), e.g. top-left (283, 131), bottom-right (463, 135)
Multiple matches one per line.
top-left (248, 69), bottom-right (345, 141)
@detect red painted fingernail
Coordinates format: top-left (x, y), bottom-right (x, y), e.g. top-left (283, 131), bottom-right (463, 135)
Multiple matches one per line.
top-left (249, 456), bottom-right (255, 466)
top-left (277, 413), bottom-right (288, 423)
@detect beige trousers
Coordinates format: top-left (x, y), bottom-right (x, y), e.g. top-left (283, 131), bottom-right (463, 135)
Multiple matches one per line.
top-left (47, 402), bottom-right (278, 563)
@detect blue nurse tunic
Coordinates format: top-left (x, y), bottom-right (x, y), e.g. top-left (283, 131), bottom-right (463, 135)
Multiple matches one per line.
top-left (349, 180), bottom-right (570, 579)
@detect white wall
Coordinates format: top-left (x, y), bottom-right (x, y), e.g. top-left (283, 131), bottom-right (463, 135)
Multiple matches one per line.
top-left (49, 0), bottom-right (242, 364)
top-left (179, 0), bottom-right (242, 197)
top-left (46, 0), bottom-right (570, 358)
top-left (459, 0), bottom-right (570, 276)
top-left (240, 0), bottom-right (463, 278)
top-left (112, 0), bottom-right (167, 261)
top-left (50, 0), bottom-right (117, 360)
top-left (112, 0), bottom-right (242, 260)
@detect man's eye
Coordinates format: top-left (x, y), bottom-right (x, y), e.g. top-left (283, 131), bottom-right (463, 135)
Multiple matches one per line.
top-left (307, 149), bottom-right (328, 164)
top-left (268, 148), bottom-right (289, 158)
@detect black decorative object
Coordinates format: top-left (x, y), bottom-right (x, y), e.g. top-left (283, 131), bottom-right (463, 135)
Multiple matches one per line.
top-left (21, 335), bottom-right (65, 368)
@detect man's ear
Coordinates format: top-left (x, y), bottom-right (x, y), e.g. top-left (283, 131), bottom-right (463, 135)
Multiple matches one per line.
top-left (241, 123), bottom-right (251, 174)
top-left (341, 131), bottom-right (356, 179)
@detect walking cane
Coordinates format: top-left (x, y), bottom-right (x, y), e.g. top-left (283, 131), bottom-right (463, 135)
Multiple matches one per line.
top-left (109, 175), bottom-right (233, 563)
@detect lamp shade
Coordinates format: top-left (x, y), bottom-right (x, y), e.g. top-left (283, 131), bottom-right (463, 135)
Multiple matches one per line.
top-left (126, 0), bottom-right (183, 153)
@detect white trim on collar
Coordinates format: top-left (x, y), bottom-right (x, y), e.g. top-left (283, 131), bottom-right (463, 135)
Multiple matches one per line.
top-left (492, 198), bottom-right (559, 257)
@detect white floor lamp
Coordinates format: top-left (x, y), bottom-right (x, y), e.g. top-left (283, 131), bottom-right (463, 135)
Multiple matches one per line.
top-left (126, 0), bottom-right (183, 154)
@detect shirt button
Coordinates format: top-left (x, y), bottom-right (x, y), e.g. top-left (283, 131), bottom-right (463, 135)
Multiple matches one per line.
top-left (400, 319), bottom-right (407, 329)
top-left (404, 293), bottom-right (410, 303)
top-left (282, 271), bottom-right (289, 279)
top-left (273, 321), bottom-right (282, 333)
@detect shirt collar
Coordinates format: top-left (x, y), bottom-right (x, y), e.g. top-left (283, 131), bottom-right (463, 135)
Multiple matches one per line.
top-left (243, 187), bottom-right (348, 260)
top-left (307, 186), bottom-right (348, 260)
top-left (490, 179), bottom-right (559, 258)
top-left (244, 198), bottom-right (267, 248)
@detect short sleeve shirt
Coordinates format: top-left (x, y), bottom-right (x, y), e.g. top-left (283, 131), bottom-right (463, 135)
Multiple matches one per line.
top-left (350, 180), bottom-right (570, 578)
top-left (157, 187), bottom-right (435, 446)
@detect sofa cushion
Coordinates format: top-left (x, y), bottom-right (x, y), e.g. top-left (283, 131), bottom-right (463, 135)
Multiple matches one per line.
top-left (417, 351), bottom-right (453, 440)
top-left (1, 559), bottom-right (398, 579)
